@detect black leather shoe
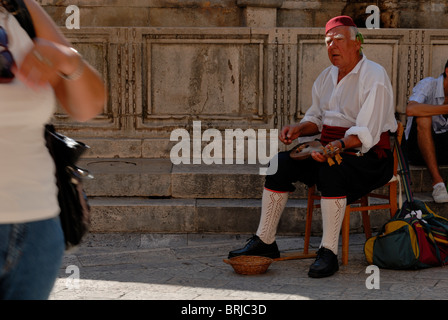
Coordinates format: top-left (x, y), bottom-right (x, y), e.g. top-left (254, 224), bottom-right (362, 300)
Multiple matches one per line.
top-left (228, 235), bottom-right (280, 259)
top-left (308, 247), bottom-right (339, 278)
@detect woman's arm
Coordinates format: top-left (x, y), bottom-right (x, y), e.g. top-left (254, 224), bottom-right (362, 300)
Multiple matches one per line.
top-left (16, 0), bottom-right (106, 122)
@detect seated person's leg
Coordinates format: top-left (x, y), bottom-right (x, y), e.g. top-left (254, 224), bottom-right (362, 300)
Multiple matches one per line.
top-left (228, 151), bottom-right (318, 259)
top-left (307, 151), bottom-right (394, 278)
top-left (406, 118), bottom-right (448, 203)
top-left (405, 117), bottom-right (427, 166)
top-left (308, 164), bottom-right (347, 278)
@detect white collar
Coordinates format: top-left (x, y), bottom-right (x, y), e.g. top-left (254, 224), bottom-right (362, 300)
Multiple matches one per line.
top-left (330, 54), bottom-right (366, 84)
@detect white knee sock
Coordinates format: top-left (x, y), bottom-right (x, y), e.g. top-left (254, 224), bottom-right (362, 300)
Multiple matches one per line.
top-left (256, 188), bottom-right (289, 244)
top-left (320, 197), bottom-right (347, 255)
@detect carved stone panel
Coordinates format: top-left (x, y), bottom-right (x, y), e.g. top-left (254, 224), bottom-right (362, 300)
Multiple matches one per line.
top-left (137, 28), bottom-right (268, 132)
top-left (426, 30), bottom-right (448, 80)
top-left (57, 28), bottom-right (118, 132)
top-left (296, 36), bottom-right (328, 117)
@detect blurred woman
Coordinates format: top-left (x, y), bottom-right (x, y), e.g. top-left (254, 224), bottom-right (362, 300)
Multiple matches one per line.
top-left (0, 0), bottom-right (106, 299)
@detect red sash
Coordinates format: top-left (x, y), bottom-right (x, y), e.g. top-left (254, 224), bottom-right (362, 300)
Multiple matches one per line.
top-left (320, 125), bottom-right (390, 158)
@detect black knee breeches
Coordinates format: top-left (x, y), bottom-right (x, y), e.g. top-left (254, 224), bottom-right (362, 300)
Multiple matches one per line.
top-left (264, 149), bottom-right (394, 205)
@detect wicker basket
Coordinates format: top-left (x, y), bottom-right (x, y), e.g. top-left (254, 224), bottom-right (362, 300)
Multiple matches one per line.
top-left (223, 255), bottom-right (273, 275)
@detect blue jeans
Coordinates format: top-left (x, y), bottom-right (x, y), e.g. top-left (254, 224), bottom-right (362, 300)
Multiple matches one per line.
top-left (0, 217), bottom-right (65, 300)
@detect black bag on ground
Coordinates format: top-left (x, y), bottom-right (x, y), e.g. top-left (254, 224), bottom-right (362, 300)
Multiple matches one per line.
top-left (45, 124), bottom-right (92, 249)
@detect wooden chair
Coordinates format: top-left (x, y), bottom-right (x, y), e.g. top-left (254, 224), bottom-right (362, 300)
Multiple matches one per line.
top-left (275, 122), bottom-right (404, 264)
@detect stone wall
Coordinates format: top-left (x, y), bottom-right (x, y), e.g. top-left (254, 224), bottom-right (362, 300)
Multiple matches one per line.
top-left (51, 26), bottom-right (447, 161)
top-left (37, 0), bottom-right (448, 29)
top-left (33, 1), bottom-right (448, 160)
top-left (280, 0), bottom-right (448, 29)
top-left (30, 0), bottom-right (448, 234)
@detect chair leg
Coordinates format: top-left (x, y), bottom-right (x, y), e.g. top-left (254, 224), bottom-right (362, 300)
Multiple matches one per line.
top-left (389, 183), bottom-right (398, 218)
top-left (360, 196), bottom-right (372, 239)
top-left (274, 186), bottom-right (317, 261)
top-left (303, 186), bottom-right (316, 255)
top-left (341, 206), bottom-right (350, 266)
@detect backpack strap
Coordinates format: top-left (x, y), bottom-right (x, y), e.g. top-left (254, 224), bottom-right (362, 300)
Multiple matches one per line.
top-left (395, 125), bottom-right (414, 204)
top-left (4, 0), bottom-right (36, 39)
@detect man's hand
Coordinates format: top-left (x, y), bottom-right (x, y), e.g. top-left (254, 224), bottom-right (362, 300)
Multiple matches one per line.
top-left (311, 151), bottom-right (327, 162)
top-left (279, 124), bottom-right (301, 145)
top-left (312, 141), bottom-right (343, 164)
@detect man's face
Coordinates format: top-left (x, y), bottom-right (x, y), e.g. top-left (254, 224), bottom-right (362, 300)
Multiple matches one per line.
top-left (325, 26), bottom-right (361, 70)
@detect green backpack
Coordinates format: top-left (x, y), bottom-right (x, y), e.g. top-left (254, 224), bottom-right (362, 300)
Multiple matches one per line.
top-left (365, 123), bottom-right (448, 269)
top-left (364, 199), bottom-right (448, 269)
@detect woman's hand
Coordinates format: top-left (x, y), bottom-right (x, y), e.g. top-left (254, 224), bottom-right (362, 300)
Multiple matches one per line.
top-left (21, 0), bottom-right (106, 122)
top-left (13, 38), bottom-right (80, 89)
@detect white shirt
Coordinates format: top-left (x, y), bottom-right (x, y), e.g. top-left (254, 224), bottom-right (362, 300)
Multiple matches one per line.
top-left (0, 9), bottom-right (59, 223)
top-left (404, 75), bottom-right (447, 140)
top-left (301, 55), bottom-right (398, 153)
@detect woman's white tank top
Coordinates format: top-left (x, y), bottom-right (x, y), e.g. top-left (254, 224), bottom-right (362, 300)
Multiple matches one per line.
top-left (0, 8), bottom-right (59, 223)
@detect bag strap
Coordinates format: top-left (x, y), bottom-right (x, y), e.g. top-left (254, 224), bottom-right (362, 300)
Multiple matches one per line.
top-left (5, 0), bottom-right (36, 39)
top-left (395, 127), bottom-right (414, 204)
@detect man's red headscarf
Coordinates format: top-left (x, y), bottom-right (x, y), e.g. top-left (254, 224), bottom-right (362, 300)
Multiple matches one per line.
top-left (325, 16), bottom-right (357, 34)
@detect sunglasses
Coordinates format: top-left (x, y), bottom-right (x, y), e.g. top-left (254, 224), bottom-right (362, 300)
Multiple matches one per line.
top-left (0, 26), bottom-right (16, 83)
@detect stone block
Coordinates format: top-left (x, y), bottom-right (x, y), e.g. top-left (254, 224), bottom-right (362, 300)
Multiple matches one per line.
top-left (80, 139), bottom-right (143, 158)
top-left (196, 198), bottom-right (315, 235)
top-left (149, 7), bottom-right (241, 27)
top-left (237, 0), bottom-right (283, 8)
top-left (171, 163), bottom-right (265, 199)
top-left (142, 139), bottom-right (173, 159)
top-left (79, 159), bottom-right (172, 197)
top-left (243, 7), bottom-right (277, 27)
top-left (89, 198), bottom-right (196, 232)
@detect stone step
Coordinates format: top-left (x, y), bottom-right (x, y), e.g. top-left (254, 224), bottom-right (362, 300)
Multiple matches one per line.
top-left (79, 159), bottom-right (173, 197)
top-left (79, 158), bottom-right (281, 199)
top-left (87, 197), bottom-right (370, 235)
top-left (78, 158), bottom-right (445, 199)
top-left (410, 164), bottom-right (448, 193)
top-left (87, 193), bottom-right (448, 235)
top-left (79, 158), bottom-right (448, 234)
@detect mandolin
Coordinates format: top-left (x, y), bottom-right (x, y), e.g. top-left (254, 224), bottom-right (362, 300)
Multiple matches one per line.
top-left (289, 140), bottom-right (342, 166)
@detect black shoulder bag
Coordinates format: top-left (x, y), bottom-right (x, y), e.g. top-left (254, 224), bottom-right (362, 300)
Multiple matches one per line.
top-left (8, 0), bottom-right (92, 249)
top-left (45, 124), bottom-right (92, 250)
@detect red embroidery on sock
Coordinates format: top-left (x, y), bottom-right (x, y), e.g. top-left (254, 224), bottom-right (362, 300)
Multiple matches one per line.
top-left (264, 187), bottom-right (288, 194)
top-left (321, 196), bottom-right (347, 199)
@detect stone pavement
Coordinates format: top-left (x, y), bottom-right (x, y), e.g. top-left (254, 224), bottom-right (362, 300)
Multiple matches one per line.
top-left (49, 232), bottom-right (448, 304)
